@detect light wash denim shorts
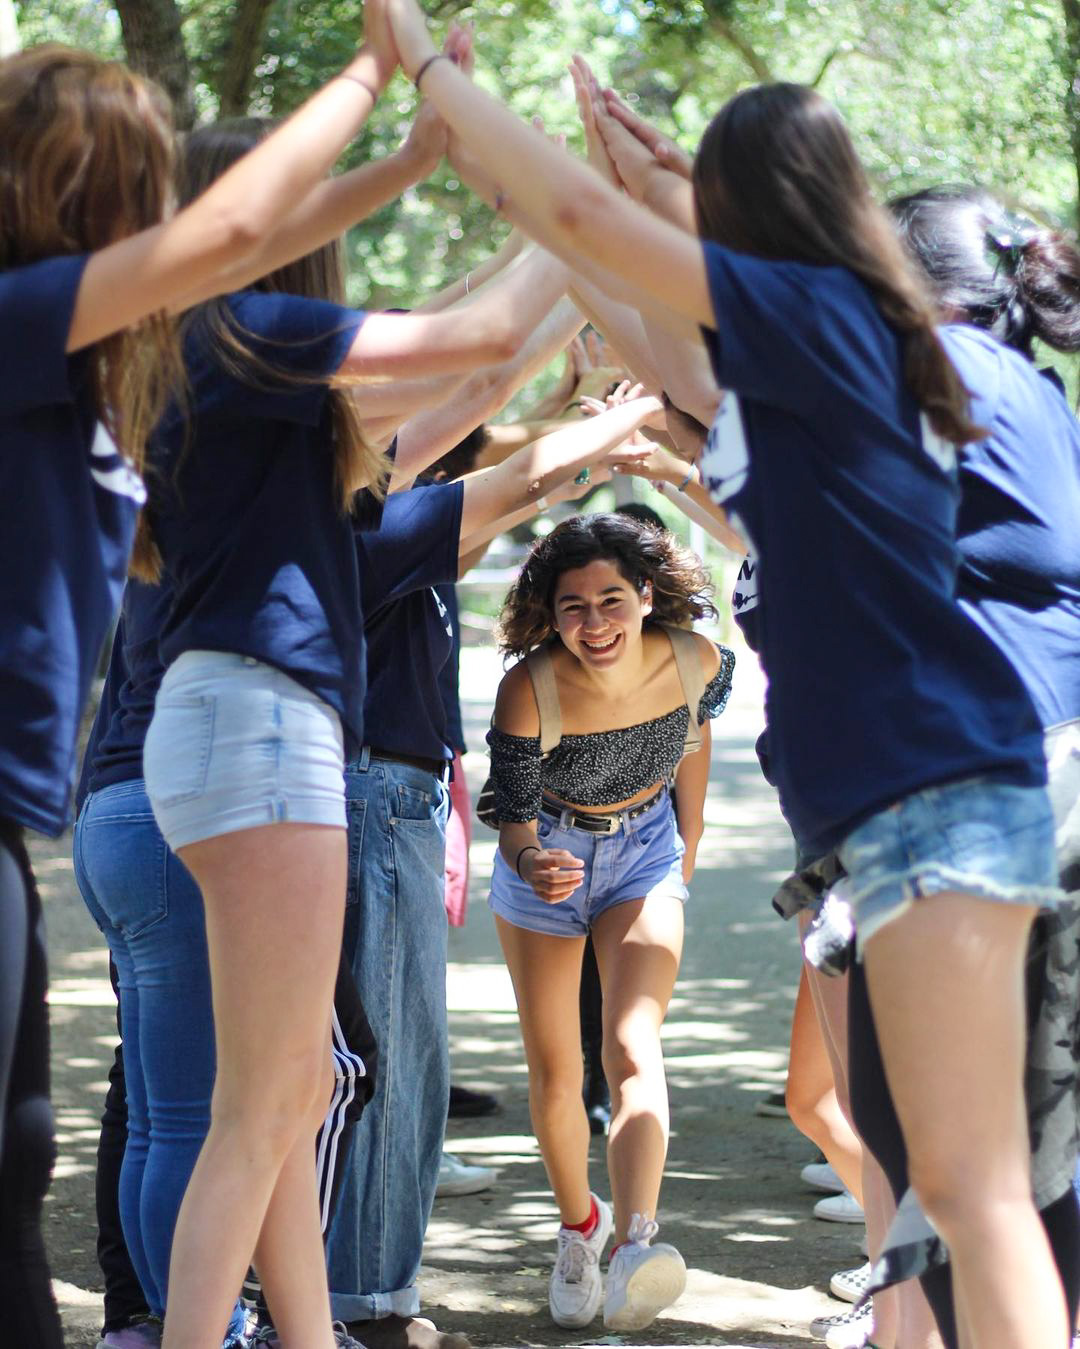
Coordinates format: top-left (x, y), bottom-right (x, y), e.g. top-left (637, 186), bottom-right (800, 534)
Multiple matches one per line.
top-left (835, 773), bottom-right (1062, 952)
top-left (143, 650), bottom-right (346, 852)
top-left (488, 789), bottom-right (688, 938)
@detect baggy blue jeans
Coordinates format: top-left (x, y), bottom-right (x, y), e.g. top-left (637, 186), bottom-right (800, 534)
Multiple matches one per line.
top-left (326, 750), bottom-right (450, 1323)
top-left (73, 779), bottom-right (246, 1344)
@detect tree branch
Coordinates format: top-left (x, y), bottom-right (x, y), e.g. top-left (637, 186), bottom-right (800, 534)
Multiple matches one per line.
top-left (218, 0), bottom-right (276, 116)
top-left (115, 0), bottom-right (195, 129)
top-left (708, 15), bottom-right (774, 83)
top-left (1060, 0), bottom-right (1080, 226)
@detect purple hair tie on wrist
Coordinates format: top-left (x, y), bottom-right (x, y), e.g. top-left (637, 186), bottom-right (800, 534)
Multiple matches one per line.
top-left (414, 54), bottom-right (446, 89)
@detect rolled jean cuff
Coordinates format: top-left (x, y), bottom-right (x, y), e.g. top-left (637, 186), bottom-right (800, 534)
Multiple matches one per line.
top-left (330, 1286), bottom-right (420, 1323)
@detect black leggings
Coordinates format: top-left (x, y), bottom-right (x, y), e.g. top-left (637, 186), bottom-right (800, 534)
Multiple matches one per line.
top-left (0, 817), bottom-right (64, 1348)
top-left (848, 959), bottom-right (1080, 1346)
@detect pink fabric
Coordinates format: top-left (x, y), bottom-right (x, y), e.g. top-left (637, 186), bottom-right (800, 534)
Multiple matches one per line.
top-left (444, 751), bottom-right (471, 927)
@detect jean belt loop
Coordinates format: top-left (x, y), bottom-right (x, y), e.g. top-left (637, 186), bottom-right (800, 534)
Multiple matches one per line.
top-left (560, 806), bottom-right (572, 829)
top-left (357, 745), bottom-right (372, 773)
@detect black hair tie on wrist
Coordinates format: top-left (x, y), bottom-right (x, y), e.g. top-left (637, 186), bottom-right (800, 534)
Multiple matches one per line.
top-left (515, 844), bottom-right (541, 879)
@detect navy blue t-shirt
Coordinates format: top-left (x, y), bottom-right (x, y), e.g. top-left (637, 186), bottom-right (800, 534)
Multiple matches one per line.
top-left (0, 254), bottom-right (146, 835)
top-left (148, 292), bottom-right (368, 751)
top-left (75, 579), bottom-right (173, 812)
top-left (435, 583), bottom-right (467, 756)
top-left (698, 244), bottom-right (1045, 857)
top-left (941, 325), bottom-right (1080, 730)
top-left (356, 482), bottom-right (464, 762)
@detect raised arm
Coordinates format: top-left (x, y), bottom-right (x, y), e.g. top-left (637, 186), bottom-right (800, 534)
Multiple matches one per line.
top-left (172, 91), bottom-right (449, 315)
top-left (69, 8), bottom-right (398, 352)
top-left (456, 395), bottom-right (660, 541)
top-left (389, 294), bottom-right (584, 484)
top-left (383, 0), bottom-right (714, 330)
top-left (337, 246), bottom-right (571, 380)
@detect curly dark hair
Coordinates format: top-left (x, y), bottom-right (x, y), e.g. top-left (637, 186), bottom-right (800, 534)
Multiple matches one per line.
top-left (496, 513), bottom-right (717, 658)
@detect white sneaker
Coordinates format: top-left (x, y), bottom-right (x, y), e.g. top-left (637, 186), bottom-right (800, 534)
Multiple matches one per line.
top-left (801, 1159), bottom-right (844, 1193)
top-left (809, 1299), bottom-right (874, 1348)
top-left (435, 1152), bottom-right (496, 1197)
top-left (829, 1261), bottom-right (871, 1304)
top-left (813, 1190), bottom-right (865, 1224)
top-left (603, 1214), bottom-right (687, 1332)
top-left (549, 1194), bottom-right (613, 1328)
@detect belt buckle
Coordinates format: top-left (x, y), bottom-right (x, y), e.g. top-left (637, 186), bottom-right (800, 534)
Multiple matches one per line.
top-left (596, 812), bottom-right (620, 835)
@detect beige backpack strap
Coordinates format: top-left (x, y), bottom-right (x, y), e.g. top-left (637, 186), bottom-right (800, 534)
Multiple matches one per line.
top-left (664, 625), bottom-right (706, 758)
top-left (525, 645), bottom-right (562, 756)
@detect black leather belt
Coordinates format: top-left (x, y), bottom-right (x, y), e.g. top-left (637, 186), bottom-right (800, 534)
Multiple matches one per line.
top-left (369, 748), bottom-right (446, 777)
top-left (539, 783), bottom-right (668, 835)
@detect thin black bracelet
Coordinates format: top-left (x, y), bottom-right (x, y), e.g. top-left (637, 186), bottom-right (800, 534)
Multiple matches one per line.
top-left (515, 845), bottom-right (541, 879)
top-left (338, 72), bottom-right (378, 103)
top-left (414, 53), bottom-right (447, 90)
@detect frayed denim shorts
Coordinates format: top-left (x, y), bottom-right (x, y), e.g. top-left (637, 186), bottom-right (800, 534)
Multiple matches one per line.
top-left (144, 650), bottom-right (346, 852)
top-left (835, 772), bottom-right (1062, 953)
top-left (488, 789), bottom-right (688, 938)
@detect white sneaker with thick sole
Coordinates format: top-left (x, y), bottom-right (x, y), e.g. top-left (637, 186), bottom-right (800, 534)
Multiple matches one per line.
top-left (548, 1194), bottom-right (613, 1328)
top-left (809, 1299), bottom-right (874, 1347)
top-left (813, 1190), bottom-right (865, 1224)
top-left (829, 1262), bottom-right (871, 1304)
top-left (801, 1160), bottom-right (844, 1193)
top-left (435, 1151), bottom-right (496, 1197)
top-left (603, 1214), bottom-right (687, 1332)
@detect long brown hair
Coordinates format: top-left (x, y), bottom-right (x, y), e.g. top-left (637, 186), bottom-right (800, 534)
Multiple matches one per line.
top-left (497, 514), bottom-right (717, 659)
top-left (691, 83), bottom-right (981, 445)
top-left (0, 44), bottom-right (184, 576)
top-left (178, 118), bottom-right (387, 512)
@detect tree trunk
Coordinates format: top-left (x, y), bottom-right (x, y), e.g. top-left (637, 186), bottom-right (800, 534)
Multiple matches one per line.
top-left (0, 0), bottom-right (20, 57)
top-left (1061, 0), bottom-right (1080, 225)
top-left (218, 0), bottom-right (276, 116)
top-left (115, 0), bottom-right (196, 130)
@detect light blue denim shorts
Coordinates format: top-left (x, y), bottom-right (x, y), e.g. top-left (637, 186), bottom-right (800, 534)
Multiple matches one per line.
top-left (835, 773), bottom-right (1062, 953)
top-left (143, 650), bottom-right (346, 851)
top-left (488, 789), bottom-right (688, 938)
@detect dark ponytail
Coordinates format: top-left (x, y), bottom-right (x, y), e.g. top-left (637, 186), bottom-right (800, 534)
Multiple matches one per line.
top-left (890, 185), bottom-right (1080, 358)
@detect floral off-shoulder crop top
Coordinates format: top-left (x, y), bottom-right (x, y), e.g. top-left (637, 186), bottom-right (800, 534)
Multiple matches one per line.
top-left (487, 646), bottom-right (736, 822)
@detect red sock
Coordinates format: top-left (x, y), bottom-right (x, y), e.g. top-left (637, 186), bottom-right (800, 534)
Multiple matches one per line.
top-left (562, 1196), bottom-right (598, 1238)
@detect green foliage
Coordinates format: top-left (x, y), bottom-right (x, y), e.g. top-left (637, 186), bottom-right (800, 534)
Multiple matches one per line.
top-left (13, 0), bottom-right (1080, 301)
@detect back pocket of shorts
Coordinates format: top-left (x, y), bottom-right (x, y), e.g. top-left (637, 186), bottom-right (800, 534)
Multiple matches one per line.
top-left (144, 696), bottom-right (216, 807)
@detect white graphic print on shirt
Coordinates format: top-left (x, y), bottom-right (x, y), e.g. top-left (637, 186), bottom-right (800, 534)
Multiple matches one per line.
top-left (731, 550), bottom-right (759, 616)
top-left (90, 422), bottom-right (147, 505)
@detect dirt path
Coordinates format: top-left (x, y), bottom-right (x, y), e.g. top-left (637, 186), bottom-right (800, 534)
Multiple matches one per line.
top-left (43, 635), bottom-right (862, 1347)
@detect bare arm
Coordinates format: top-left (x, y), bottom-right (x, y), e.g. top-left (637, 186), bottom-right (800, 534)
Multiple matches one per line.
top-left (384, 0), bottom-right (714, 330)
top-left (567, 275), bottom-right (663, 393)
top-left (457, 467), bottom-right (611, 565)
top-left (675, 719), bottom-right (711, 882)
top-left (642, 321), bottom-right (720, 428)
top-left (411, 229), bottom-right (526, 315)
top-left (389, 292), bottom-right (583, 485)
top-left (457, 396), bottom-right (660, 540)
top-left (337, 247), bottom-right (571, 381)
top-left (69, 32), bottom-right (396, 352)
top-left (609, 440), bottom-right (745, 552)
top-left (173, 104), bottom-right (447, 314)
top-left (493, 663), bottom-right (585, 902)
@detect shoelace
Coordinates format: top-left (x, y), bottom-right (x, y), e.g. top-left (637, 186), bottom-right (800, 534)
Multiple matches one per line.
top-left (555, 1229), bottom-right (598, 1284)
top-left (624, 1212), bottom-right (660, 1247)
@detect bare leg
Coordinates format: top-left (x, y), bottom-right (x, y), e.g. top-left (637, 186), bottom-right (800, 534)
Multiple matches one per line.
top-left (863, 1161), bottom-right (944, 1349)
top-left (161, 823), bottom-right (345, 1349)
top-left (591, 895), bottom-right (683, 1244)
top-left (864, 894), bottom-right (1068, 1349)
top-left (786, 960), bottom-right (864, 1200)
top-left (494, 916), bottom-right (592, 1224)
